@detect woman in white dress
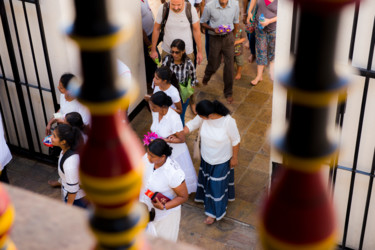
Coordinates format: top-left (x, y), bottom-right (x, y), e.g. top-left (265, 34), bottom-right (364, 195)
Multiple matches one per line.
top-left (140, 139), bottom-right (188, 242)
top-left (149, 91), bottom-right (198, 194)
top-left (184, 100), bottom-right (240, 224)
top-left (0, 111), bottom-right (12, 183)
top-left (145, 66), bottom-right (182, 114)
top-left (45, 73), bottom-right (90, 136)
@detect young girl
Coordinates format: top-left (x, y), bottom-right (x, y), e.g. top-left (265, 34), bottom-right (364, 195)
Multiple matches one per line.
top-left (50, 124), bottom-right (87, 208)
top-left (145, 66), bottom-right (182, 114)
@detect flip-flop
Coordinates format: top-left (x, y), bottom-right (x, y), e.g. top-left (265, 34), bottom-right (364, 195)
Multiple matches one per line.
top-left (226, 96), bottom-right (233, 104)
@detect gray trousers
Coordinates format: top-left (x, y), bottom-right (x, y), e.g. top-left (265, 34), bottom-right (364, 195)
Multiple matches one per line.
top-left (204, 33), bottom-right (235, 98)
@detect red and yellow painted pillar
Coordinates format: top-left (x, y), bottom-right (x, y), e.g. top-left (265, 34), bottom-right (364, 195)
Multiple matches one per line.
top-left (0, 185), bottom-right (15, 250)
top-left (261, 0), bottom-right (357, 249)
top-left (68, 1), bottom-right (147, 249)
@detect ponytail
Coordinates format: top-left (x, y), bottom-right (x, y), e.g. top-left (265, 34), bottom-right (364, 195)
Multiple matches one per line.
top-left (55, 124), bottom-right (83, 151)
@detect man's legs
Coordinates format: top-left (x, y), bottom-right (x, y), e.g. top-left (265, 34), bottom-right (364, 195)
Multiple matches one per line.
top-left (203, 35), bottom-right (222, 85)
top-left (222, 34), bottom-right (235, 100)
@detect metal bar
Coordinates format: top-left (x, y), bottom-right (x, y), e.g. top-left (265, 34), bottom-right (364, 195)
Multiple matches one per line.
top-left (342, 18), bottom-right (375, 248)
top-left (348, 1), bottom-right (360, 61)
top-left (358, 149), bottom-right (375, 250)
top-left (9, 0), bottom-right (41, 153)
top-left (358, 68), bottom-right (375, 78)
top-left (0, 2), bottom-right (34, 150)
top-left (0, 76), bottom-right (52, 92)
top-left (289, 1), bottom-right (298, 54)
top-left (21, 0), bottom-right (48, 125)
top-left (34, 0), bottom-right (58, 111)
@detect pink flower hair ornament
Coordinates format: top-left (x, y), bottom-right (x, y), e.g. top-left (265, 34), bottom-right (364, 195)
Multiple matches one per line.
top-left (143, 132), bottom-right (163, 146)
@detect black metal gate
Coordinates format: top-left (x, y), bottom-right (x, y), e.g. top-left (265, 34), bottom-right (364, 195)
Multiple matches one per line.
top-left (280, 2), bottom-right (375, 249)
top-left (0, 0), bottom-right (58, 162)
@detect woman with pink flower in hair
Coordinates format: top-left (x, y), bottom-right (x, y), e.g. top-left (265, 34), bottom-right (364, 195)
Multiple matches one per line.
top-left (148, 91), bottom-right (197, 194)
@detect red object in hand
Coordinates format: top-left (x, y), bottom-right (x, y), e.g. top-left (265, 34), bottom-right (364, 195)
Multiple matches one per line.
top-left (145, 189), bottom-right (171, 204)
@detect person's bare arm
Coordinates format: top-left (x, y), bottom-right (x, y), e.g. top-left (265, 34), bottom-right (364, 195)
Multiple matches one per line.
top-left (66, 193), bottom-right (77, 205)
top-left (230, 143), bottom-right (240, 168)
top-left (143, 29), bottom-right (152, 47)
top-left (165, 130), bottom-right (186, 143)
top-left (150, 23), bottom-right (162, 59)
top-left (192, 21), bottom-right (203, 65)
top-left (152, 181), bottom-right (188, 210)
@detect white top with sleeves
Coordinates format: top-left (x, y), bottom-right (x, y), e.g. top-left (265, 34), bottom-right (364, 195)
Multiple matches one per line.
top-left (151, 108), bottom-right (185, 157)
top-left (140, 154), bottom-right (185, 222)
top-left (186, 115), bottom-right (240, 165)
top-left (141, 0), bottom-right (154, 36)
top-left (58, 152), bottom-right (85, 201)
top-left (59, 94), bottom-right (91, 125)
top-left (155, 2), bottom-right (199, 54)
top-left (153, 85), bottom-right (181, 110)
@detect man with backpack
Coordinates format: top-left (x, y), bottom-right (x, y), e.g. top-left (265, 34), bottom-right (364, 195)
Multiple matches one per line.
top-left (150, 0), bottom-right (203, 65)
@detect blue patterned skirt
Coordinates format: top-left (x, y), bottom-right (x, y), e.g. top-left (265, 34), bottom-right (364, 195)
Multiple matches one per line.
top-left (194, 158), bottom-right (235, 220)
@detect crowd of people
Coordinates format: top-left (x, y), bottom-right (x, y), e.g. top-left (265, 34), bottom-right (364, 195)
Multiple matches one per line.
top-left (140, 0), bottom-right (277, 241)
top-left (0, 0), bottom-right (277, 243)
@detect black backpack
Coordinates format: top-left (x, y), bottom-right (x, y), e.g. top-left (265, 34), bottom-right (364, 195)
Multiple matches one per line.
top-left (59, 149), bottom-right (76, 174)
top-left (159, 1), bottom-right (193, 44)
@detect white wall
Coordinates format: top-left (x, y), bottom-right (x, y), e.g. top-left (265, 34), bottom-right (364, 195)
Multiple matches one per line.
top-left (272, 0), bottom-right (375, 248)
top-left (0, 0), bottom-right (146, 154)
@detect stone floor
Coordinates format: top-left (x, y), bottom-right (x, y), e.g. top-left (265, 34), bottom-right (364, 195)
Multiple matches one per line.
top-left (6, 47), bottom-right (273, 249)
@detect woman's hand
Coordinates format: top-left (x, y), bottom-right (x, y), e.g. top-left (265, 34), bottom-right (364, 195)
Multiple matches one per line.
top-left (45, 124), bottom-right (52, 136)
top-left (260, 18), bottom-right (271, 28)
top-left (165, 135), bottom-right (178, 143)
top-left (230, 157), bottom-right (238, 169)
top-left (152, 197), bottom-right (165, 210)
top-left (246, 15), bottom-right (253, 24)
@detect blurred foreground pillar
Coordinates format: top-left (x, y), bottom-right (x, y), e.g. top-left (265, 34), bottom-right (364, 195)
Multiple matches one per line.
top-left (261, 0), bottom-right (357, 249)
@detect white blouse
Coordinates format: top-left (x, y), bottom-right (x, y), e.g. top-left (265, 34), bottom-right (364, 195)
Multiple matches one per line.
top-left (186, 115), bottom-right (241, 165)
top-left (59, 94), bottom-right (91, 125)
top-left (58, 152), bottom-right (85, 201)
top-left (153, 85), bottom-right (181, 110)
top-left (151, 108), bottom-right (186, 157)
top-left (140, 155), bottom-right (185, 222)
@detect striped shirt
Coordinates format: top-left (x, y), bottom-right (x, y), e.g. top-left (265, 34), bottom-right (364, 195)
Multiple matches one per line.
top-left (162, 55), bottom-right (197, 87)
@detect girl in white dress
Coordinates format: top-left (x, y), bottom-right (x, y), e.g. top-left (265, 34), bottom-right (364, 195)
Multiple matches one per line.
top-left (149, 91), bottom-right (198, 194)
top-left (140, 139), bottom-right (188, 242)
top-left (144, 66), bottom-right (182, 114)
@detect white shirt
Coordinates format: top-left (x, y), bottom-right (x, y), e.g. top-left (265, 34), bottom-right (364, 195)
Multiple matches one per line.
top-left (186, 115), bottom-right (240, 165)
top-left (58, 152), bottom-right (85, 201)
top-left (0, 112), bottom-right (12, 171)
top-left (151, 108), bottom-right (186, 157)
top-left (59, 94), bottom-right (90, 125)
top-left (140, 155), bottom-right (185, 221)
top-left (141, 0), bottom-right (155, 36)
top-left (153, 85), bottom-right (181, 110)
top-left (155, 3), bottom-right (199, 54)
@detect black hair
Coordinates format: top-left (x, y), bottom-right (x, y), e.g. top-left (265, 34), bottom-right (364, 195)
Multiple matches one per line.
top-left (150, 91), bottom-right (173, 108)
top-left (55, 124), bottom-right (83, 151)
top-left (148, 138), bottom-right (172, 157)
top-left (155, 66), bottom-right (180, 91)
top-left (65, 112), bottom-right (85, 132)
top-left (59, 73), bottom-right (75, 89)
top-left (196, 100), bottom-right (230, 117)
top-left (170, 39), bottom-right (187, 62)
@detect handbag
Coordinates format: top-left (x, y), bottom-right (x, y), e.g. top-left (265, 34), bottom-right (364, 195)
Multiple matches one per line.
top-left (193, 129), bottom-right (200, 160)
top-left (179, 78), bottom-right (194, 103)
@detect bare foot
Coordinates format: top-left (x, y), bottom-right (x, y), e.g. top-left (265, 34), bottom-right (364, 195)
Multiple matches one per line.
top-left (250, 76), bottom-right (262, 86)
top-left (48, 180), bottom-right (61, 188)
top-left (226, 96), bottom-right (234, 104)
top-left (204, 216), bottom-right (215, 225)
top-left (190, 103), bottom-right (197, 115)
top-left (234, 74), bottom-right (241, 80)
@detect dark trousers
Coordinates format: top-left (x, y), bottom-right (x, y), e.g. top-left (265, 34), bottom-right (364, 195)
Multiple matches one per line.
top-left (143, 34), bottom-right (158, 94)
top-left (204, 34), bottom-right (235, 98)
